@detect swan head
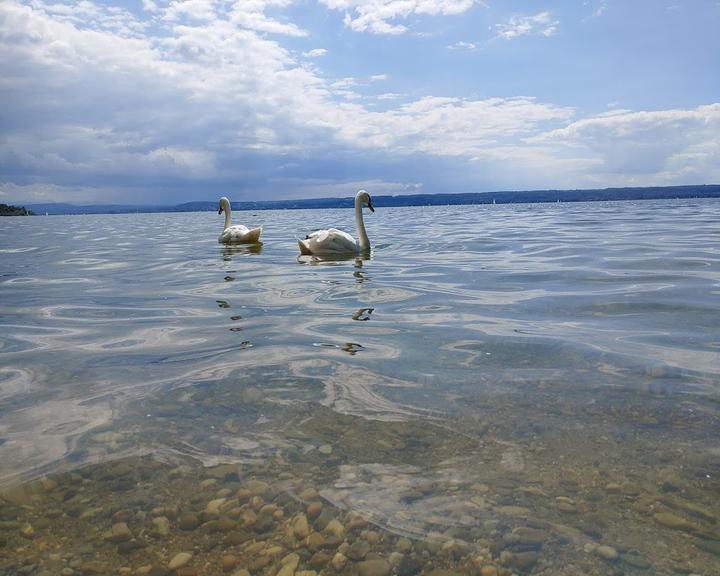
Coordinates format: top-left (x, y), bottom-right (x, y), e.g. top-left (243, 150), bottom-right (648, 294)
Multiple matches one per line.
top-left (218, 196), bottom-right (230, 215)
top-left (357, 189), bottom-right (374, 212)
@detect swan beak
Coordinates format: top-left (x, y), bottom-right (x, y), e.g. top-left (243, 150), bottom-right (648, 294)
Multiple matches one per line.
top-left (367, 200), bottom-right (375, 212)
top-left (218, 207), bottom-right (223, 215)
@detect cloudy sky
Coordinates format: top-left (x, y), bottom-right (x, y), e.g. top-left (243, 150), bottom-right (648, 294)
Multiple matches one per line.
top-left (1, 0), bottom-right (718, 205)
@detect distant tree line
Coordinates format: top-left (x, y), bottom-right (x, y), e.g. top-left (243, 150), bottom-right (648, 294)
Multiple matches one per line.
top-left (0, 203), bottom-right (35, 216)
top-left (22, 184), bottom-right (720, 215)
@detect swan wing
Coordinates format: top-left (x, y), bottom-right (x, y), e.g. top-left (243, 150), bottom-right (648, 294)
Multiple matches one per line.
top-left (299, 228), bottom-right (358, 255)
top-left (219, 225), bottom-right (262, 244)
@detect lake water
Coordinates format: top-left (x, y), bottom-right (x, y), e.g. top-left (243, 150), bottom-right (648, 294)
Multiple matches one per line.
top-left (1, 200), bottom-right (719, 575)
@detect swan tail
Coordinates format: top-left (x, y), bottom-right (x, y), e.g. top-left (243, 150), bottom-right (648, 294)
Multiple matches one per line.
top-left (298, 239), bottom-right (313, 255)
top-left (245, 227), bottom-right (262, 244)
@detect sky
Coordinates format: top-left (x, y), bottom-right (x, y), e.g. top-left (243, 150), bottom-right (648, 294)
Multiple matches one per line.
top-left (0, 0), bottom-right (719, 205)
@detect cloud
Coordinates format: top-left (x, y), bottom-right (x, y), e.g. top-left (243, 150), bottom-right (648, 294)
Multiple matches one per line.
top-left (303, 48), bottom-right (328, 57)
top-left (320, 0), bottom-right (477, 35)
top-left (529, 105), bottom-right (720, 183)
top-left (229, 0), bottom-right (308, 36)
top-left (163, 0), bottom-right (218, 22)
top-left (160, 0), bottom-right (308, 35)
top-left (0, 182), bottom-right (131, 204)
top-left (336, 96), bottom-right (574, 157)
top-left (447, 41), bottom-right (476, 50)
top-left (0, 0), bottom-right (717, 204)
top-left (0, 0), bottom-right (325, 201)
top-left (265, 178), bottom-right (423, 199)
top-left (494, 11), bottom-right (559, 40)
top-left (142, 0), bottom-right (159, 13)
top-left (583, 1), bottom-right (608, 19)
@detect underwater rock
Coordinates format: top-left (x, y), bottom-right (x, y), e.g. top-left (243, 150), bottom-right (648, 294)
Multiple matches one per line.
top-left (220, 555), bottom-right (236, 572)
top-left (695, 540), bottom-right (720, 556)
top-left (324, 518), bottom-right (345, 539)
top-left (177, 513), bottom-right (199, 531)
top-left (304, 531), bottom-right (325, 550)
top-left (347, 539), bottom-right (371, 560)
top-left (500, 550), bottom-right (539, 572)
top-left (504, 526), bottom-right (550, 548)
top-left (306, 501), bottom-right (323, 519)
top-left (331, 552), bottom-right (347, 570)
top-left (104, 522), bottom-right (133, 542)
top-left (653, 512), bottom-right (698, 533)
top-left (620, 553), bottom-right (652, 569)
top-left (356, 559), bottom-right (391, 576)
top-left (167, 552), bottom-right (192, 571)
top-left (594, 545), bottom-right (618, 561)
top-left (293, 514), bottom-right (310, 539)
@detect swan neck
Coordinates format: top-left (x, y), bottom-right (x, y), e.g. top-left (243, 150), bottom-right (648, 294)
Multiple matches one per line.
top-left (223, 203), bottom-right (232, 230)
top-left (355, 195), bottom-right (370, 251)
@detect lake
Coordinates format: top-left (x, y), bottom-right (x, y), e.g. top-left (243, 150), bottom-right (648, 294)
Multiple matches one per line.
top-left (1, 199), bottom-right (719, 575)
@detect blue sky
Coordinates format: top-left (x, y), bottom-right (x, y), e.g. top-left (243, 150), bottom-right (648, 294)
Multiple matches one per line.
top-left (1, 0), bottom-right (718, 204)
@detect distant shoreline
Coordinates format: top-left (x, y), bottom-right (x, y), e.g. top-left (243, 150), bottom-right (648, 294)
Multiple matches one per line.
top-left (0, 203), bottom-right (35, 216)
top-left (21, 184), bottom-right (720, 215)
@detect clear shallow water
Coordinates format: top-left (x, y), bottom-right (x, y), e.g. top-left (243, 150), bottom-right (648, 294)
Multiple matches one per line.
top-left (1, 200), bottom-right (720, 574)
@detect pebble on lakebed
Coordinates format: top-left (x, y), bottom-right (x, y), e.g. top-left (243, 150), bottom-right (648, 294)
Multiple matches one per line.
top-left (0, 424), bottom-right (719, 576)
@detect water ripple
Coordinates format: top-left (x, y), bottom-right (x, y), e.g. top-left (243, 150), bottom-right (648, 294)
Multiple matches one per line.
top-left (0, 200), bottom-right (719, 486)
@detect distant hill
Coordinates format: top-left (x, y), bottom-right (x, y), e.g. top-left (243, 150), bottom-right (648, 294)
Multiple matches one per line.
top-left (0, 203), bottom-right (35, 216)
top-left (24, 184), bottom-right (720, 215)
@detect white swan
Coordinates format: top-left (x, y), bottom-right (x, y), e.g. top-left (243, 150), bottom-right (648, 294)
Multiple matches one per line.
top-left (218, 197), bottom-right (262, 244)
top-left (298, 190), bottom-right (374, 256)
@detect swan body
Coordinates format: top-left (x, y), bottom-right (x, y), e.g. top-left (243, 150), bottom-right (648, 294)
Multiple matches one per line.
top-left (218, 197), bottom-right (262, 244)
top-left (298, 190), bottom-right (374, 256)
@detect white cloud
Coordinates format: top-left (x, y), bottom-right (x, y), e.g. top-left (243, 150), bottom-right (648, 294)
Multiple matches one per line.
top-left (529, 105), bottom-right (720, 183)
top-left (583, 1), bottom-right (607, 18)
top-left (0, 0), bottom-right (717, 204)
top-left (494, 11), bottom-right (559, 40)
top-left (0, 182), bottom-right (130, 204)
top-left (266, 178), bottom-right (423, 199)
top-left (328, 76), bottom-right (360, 99)
top-left (33, 0), bottom-right (148, 36)
top-left (303, 48), bottom-right (327, 57)
top-left (163, 0), bottom-right (218, 22)
top-left (159, 0), bottom-right (307, 35)
top-left (335, 96), bottom-right (574, 157)
top-left (229, 0), bottom-right (307, 36)
top-left (370, 74), bottom-right (387, 81)
top-left (142, 0), bottom-right (159, 13)
top-left (447, 40), bottom-right (476, 50)
top-left (320, 0), bottom-right (476, 35)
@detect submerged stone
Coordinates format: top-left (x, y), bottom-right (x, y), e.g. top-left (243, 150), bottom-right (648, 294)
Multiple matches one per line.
top-left (356, 559), bottom-right (391, 576)
top-left (168, 552), bottom-right (192, 571)
top-left (653, 512), bottom-right (697, 532)
top-left (620, 553), bottom-right (652, 569)
top-left (594, 545), bottom-right (618, 561)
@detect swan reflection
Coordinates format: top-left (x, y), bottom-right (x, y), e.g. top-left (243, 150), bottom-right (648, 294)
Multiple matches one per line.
top-left (221, 243), bottom-right (263, 261)
top-left (353, 270), bottom-right (370, 283)
top-left (297, 253), bottom-right (369, 265)
top-left (313, 342), bottom-right (364, 355)
top-left (352, 307), bottom-right (374, 321)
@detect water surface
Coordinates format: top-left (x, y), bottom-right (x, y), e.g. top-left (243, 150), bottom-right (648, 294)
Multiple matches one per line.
top-left (1, 200), bottom-right (719, 574)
